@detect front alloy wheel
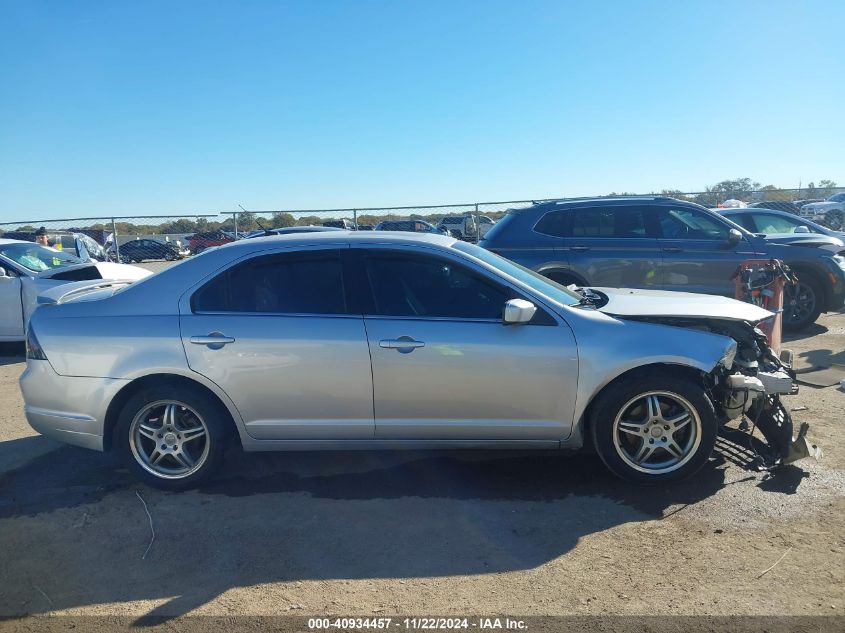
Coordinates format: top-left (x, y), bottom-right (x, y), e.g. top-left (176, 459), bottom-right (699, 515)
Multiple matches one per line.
top-left (612, 392), bottom-right (701, 475)
top-left (590, 373), bottom-right (717, 483)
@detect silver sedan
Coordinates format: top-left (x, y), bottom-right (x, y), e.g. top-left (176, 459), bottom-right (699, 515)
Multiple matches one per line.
top-left (19, 233), bottom-right (813, 488)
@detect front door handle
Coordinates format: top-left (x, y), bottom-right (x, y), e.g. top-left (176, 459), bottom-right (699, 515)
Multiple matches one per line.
top-left (662, 246), bottom-right (683, 253)
top-left (379, 337), bottom-right (425, 353)
top-left (569, 245), bottom-right (590, 251)
top-left (190, 332), bottom-right (235, 349)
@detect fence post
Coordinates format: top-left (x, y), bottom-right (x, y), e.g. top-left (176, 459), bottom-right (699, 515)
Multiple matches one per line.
top-left (233, 212), bottom-right (239, 238)
top-left (353, 209), bottom-right (358, 229)
top-left (111, 218), bottom-right (120, 261)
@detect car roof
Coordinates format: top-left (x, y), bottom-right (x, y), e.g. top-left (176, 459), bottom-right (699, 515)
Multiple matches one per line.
top-left (215, 230), bottom-right (455, 254)
top-left (0, 238), bottom-right (37, 246)
top-left (514, 195), bottom-right (692, 212)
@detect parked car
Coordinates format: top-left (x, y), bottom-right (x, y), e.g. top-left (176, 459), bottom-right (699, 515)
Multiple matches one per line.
top-left (116, 238), bottom-right (190, 263)
top-left (323, 219), bottom-right (357, 230)
top-left (245, 226), bottom-right (344, 238)
top-left (20, 232), bottom-right (816, 489)
top-left (187, 230), bottom-right (235, 254)
top-left (799, 193), bottom-right (845, 229)
top-left (436, 215), bottom-right (495, 241)
top-left (717, 207), bottom-right (845, 255)
top-left (479, 196), bottom-right (845, 331)
top-left (2, 229), bottom-right (110, 263)
top-left (0, 239), bottom-right (150, 342)
top-left (793, 198), bottom-right (825, 210)
top-left (375, 219), bottom-right (448, 234)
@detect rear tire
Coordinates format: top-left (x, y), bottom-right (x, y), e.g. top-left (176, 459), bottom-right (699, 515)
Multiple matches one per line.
top-left (589, 371), bottom-right (717, 484)
top-left (116, 383), bottom-right (230, 490)
top-left (783, 274), bottom-right (823, 332)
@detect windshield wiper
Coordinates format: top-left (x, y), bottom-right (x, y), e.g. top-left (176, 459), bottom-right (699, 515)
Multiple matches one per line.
top-left (568, 285), bottom-right (602, 306)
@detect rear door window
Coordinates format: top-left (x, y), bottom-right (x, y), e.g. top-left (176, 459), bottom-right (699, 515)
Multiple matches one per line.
top-left (570, 206), bottom-right (647, 238)
top-left (193, 250), bottom-right (347, 314)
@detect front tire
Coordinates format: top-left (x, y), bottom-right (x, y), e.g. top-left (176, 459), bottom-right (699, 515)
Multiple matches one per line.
top-left (783, 275), bottom-right (822, 331)
top-left (589, 372), bottom-right (717, 484)
top-left (116, 383), bottom-right (230, 489)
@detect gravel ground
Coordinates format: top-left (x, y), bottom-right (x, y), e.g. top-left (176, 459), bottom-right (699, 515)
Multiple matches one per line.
top-left (0, 310), bottom-right (843, 628)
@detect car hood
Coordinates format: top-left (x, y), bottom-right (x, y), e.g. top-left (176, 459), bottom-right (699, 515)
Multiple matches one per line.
top-left (591, 287), bottom-right (774, 322)
top-left (761, 233), bottom-right (844, 252)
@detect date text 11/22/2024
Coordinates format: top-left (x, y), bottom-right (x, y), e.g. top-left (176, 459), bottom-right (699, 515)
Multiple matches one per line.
top-left (308, 617), bottom-right (527, 630)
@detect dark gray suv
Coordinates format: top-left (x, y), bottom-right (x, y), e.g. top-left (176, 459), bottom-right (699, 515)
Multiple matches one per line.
top-left (479, 196), bottom-right (845, 330)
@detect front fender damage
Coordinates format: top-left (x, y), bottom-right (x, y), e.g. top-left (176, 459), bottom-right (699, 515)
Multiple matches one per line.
top-left (628, 316), bottom-right (822, 468)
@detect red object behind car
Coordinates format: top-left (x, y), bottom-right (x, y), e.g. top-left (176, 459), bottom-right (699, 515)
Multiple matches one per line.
top-left (187, 231), bottom-right (235, 254)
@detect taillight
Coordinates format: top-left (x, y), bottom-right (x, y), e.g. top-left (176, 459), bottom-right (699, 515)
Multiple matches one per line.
top-left (25, 324), bottom-right (48, 360)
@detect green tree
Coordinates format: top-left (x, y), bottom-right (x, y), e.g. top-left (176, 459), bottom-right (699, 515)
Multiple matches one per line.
top-left (757, 184), bottom-right (791, 202)
top-left (693, 178), bottom-right (760, 206)
top-left (271, 212), bottom-right (296, 228)
top-left (660, 189), bottom-right (692, 201)
top-left (236, 211), bottom-right (258, 232)
top-left (296, 215), bottom-right (323, 226)
top-left (160, 218), bottom-right (198, 234)
top-left (817, 179), bottom-right (837, 198)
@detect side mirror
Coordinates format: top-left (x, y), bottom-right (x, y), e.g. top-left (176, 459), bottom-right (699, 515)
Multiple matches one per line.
top-left (503, 298), bottom-right (537, 325)
top-left (727, 228), bottom-right (743, 246)
top-left (794, 225), bottom-right (810, 234)
top-left (0, 267), bottom-right (11, 282)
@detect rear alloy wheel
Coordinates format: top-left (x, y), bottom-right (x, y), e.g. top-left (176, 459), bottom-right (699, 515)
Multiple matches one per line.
top-left (783, 276), bottom-right (822, 332)
top-left (590, 373), bottom-right (717, 483)
top-left (117, 384), bottom-right (229, 489)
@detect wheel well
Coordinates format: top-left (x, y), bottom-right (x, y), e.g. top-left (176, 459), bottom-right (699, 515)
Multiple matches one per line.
top-left (580, 363), bottom-right (707, 448)
top-left (542, 268), bottom-right (588, 286)
top-left (102, 374), bottom-right (237, 451)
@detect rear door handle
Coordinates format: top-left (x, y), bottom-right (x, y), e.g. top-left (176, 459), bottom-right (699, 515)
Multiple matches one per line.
top-left (662, 247), bottom-right (683, 253)
top-left (190, 332), bottom-right (235, 349)
top-left (379, 337), bottom-right (425, 353)
top-left (570, 245), bottom-right (590, 251)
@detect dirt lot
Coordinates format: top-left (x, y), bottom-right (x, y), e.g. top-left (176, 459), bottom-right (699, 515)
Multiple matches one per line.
top-left (0, 311), bottom-right (843, 628)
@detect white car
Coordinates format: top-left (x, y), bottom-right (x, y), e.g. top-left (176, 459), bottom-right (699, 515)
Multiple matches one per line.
top-left (800, 193), bottom-right (845, 229)
top-left (0, 238), bottom-right (151, 342)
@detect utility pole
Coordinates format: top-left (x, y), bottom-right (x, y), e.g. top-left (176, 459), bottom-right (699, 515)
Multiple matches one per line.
top-left (111, 218), bottom-right (120, 260)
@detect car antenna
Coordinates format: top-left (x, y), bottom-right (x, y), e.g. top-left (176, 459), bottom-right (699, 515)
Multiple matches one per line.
top-left (239, 204), bottom-right (271, 236)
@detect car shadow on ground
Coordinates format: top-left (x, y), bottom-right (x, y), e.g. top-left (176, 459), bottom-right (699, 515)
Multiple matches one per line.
top-left (0, 429), bottom-right (813, 622)
top-left (0, 342), bottom-right (24, 365)
top-left (782, 322), bottom-right (829, 342)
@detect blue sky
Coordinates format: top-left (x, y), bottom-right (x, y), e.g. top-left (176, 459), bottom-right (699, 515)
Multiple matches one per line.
top-left (1, 0), bottom-right (843, 221)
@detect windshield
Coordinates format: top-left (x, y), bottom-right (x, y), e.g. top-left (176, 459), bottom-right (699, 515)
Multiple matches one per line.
top-left (0, 243), bottom-right (84, 272)
top-left (453, 241), bottom-right (581, 305)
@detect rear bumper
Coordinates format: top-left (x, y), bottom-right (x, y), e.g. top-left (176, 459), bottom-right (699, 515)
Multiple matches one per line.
top-left (19, 360), bottom-right (129, 452)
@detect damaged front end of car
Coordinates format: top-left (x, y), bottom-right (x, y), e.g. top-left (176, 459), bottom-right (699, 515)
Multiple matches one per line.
top-left (629, 316), bottom-right (822, 469)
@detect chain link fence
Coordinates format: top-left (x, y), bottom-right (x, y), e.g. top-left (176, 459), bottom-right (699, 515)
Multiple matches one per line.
top-left (1, 187), bottom-right (842, 274)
